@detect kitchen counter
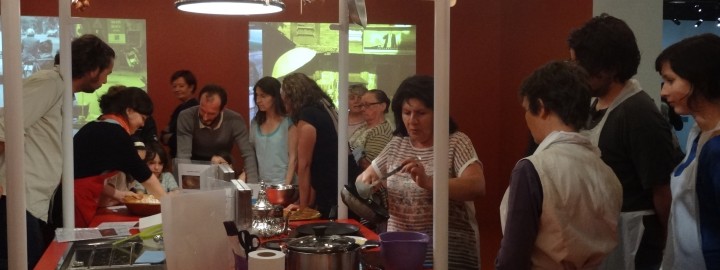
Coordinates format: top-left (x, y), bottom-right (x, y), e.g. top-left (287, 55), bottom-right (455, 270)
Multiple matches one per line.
top-left (35, 208), bottom-right (378, 270)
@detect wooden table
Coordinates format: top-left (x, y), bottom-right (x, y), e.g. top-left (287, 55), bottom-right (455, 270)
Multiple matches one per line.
top-left (35, 208), bottom-right (379, 270)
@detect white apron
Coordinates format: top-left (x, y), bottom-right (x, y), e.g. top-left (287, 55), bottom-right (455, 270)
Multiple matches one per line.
top-left (584, 80), bottom-right (650, 270)
top-left (661, 122), bottom-right (720, 270)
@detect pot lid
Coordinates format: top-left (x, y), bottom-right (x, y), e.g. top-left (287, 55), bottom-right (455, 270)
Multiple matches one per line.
top-left (296, 222), bottom-right (360, 237)
top-left (286, 225), bottom-right (355, 253)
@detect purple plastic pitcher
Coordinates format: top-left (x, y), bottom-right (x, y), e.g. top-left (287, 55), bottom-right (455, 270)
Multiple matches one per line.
top-left (379, 231), bottom-right (429, 270)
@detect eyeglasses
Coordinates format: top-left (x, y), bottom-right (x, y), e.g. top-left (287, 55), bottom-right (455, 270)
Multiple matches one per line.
top-left (360, 102), bottom-right (383, 109)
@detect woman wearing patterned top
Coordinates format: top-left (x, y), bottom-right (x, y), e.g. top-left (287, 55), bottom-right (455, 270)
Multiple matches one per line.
top-left (356, 75), bottom-right (486, 269)
top-left (348, 89), bottom-right (394, 169)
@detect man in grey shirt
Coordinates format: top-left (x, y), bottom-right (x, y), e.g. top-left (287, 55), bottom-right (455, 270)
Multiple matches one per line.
top-left (176, 84), bottom-right (258, 182)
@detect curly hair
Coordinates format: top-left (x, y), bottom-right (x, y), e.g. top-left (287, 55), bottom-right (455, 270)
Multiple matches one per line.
top-left (655, 33), bottom-right (720, 111)
top-left (99, 86), bottom-right (153, 117)
top-left (567, 13), bottom-right (640, 83)
top-left (281, 73), bottom-right (334, 123)
top-left (72, 34), bottom-right (115, 79)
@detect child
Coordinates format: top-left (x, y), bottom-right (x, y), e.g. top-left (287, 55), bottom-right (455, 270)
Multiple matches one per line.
top-left (135, 142), bottom-right (180, 194)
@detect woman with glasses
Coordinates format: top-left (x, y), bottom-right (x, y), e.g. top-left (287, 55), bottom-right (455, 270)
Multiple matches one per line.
top-left (50, 86), bottom-right (167, 227)
top-left (349, 89), bottom-right (393, 169)
top-left (348, 84), bottom-right (368, 140)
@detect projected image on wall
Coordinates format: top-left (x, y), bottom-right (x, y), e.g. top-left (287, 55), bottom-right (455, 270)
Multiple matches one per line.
top-left (248, 22), bottom-right (416, 120)
top-left (0, 16), bottom-right (147, 128)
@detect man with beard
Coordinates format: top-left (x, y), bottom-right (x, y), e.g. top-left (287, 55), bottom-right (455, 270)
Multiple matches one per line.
top-left (176, 84), bottom-right (258, 182)
top-left (568, 14), bottom-right (683, 270)
top-left (0, 34), bottom-right (115, 269)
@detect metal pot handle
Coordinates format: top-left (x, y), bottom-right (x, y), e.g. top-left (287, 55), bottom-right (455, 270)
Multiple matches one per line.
top-left (312, 225), bottom-right (328, 237)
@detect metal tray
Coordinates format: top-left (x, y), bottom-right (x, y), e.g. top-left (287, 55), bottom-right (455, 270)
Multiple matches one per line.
top-left (57, 237), bottom-right (165, 270)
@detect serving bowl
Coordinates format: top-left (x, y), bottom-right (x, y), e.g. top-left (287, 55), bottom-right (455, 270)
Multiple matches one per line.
top-left (123, 194), bottom-right (161, 217)
top-left (265, 184), bottom-right (298, 207)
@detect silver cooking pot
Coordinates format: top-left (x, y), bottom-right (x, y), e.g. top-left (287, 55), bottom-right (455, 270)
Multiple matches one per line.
top-left (284, 225), bottom-right (377, 270)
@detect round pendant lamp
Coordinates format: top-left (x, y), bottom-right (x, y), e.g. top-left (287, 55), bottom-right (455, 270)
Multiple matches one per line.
top-left (175, 0), bottom-right (285, 15)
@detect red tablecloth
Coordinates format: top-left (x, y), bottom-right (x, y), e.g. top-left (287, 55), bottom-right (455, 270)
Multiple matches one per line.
top-left (35, 208), bottom-right (379, 270)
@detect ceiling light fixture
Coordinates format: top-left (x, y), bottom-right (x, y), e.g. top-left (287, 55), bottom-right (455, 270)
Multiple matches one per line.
top-left (673, 18), bottom-right (681, 25)
top-left (695, 18), bottom-right (704, 27)
top-left (175, 0), bottom-right (285, 15)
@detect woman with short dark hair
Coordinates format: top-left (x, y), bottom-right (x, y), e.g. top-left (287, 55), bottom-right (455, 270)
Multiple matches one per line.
top-left (356, 75), bottom-right (485, 269)
top-left (161, 70), bottom-right (199, 157)
top-left (656, 33), bottom-right (720, 269)
top-left (51, 87), bottom-right (167, 227)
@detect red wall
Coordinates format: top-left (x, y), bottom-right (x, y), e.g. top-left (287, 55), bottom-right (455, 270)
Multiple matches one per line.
top-left (21, 0), bottom-right (592, 268)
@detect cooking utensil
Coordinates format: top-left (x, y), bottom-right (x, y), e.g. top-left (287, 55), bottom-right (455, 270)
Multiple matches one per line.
top-left (123, 194), bottom-right (161, 217)
top-left (357, 157), bottom-right (423, 200)
top-left (265, 184), bottom-right (299, 207)
top-left (295, 222), bottom-right (360, 237)
top-left (380, 231), bottom-right (429, 270)
top-left (238, 230), bottom-right (260, 258)
top-left (260, 238), bottom-right (289, 251)
top-left (341, 184), bottom-right (389, 225)
top-left (284, 226), bottom-right (376, 270)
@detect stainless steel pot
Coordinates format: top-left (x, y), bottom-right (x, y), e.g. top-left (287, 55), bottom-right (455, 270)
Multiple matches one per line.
top-left (284, 225), bottom-right (376, 270)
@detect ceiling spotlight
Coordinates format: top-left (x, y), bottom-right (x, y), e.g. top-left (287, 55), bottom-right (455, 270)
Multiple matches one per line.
top-left (695, 19), bottom-right (703, 27)
top-left (716, 18), bottom-right (720, 27)
top-left (673, 18), bottom-right (681, 25)
top-left (175, 0), bottom-right (285, 15)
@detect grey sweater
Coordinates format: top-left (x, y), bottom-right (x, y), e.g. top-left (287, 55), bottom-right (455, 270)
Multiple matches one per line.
top-left (176, 106), bottom-right (258, 182)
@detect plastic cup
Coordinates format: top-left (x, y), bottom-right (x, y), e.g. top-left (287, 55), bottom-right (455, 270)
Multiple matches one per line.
top-left (379, 231), bottom-right (429, 270)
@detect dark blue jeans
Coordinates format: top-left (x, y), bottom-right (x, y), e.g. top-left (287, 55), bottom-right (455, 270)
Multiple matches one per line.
top-left (0, 197), bottom-right (47, 270)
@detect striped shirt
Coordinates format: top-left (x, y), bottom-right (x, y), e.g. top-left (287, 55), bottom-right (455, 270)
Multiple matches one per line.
top-left (349, 120), bottom-right (394, 163)
top-left (372, 132), bottom-right (481, 269)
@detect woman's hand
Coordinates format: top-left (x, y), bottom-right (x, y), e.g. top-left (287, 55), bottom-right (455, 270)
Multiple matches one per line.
top-left (356, 165), bottom-right (381, 198)
top-left (401, 157), bottom-right (432, 191)
top-left (115, 190), bottom-right (141, 201)
top-left (285, 203), bottom-right (301, 212)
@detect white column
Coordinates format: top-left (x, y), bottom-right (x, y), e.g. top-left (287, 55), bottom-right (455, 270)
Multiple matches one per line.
top-left (60, 0), bottom-right (75, 229)
top-left (337, 0), bottom-right (350, 220)
top-left (2, 0), bottom-right (27, 269)
top-left (433, 0), bottom-right (450, 269)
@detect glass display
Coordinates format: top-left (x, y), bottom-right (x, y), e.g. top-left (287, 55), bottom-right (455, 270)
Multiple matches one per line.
top-left (0, 16), bottom-right (147, 127)
top-left (248, 22), bottom-right (416, 120)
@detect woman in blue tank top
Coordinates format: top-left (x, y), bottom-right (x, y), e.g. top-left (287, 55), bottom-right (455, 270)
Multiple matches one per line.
top-left (250, 77), bottom-right (297, 185)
